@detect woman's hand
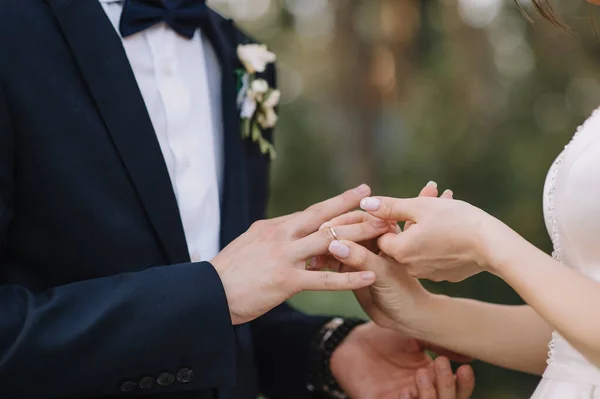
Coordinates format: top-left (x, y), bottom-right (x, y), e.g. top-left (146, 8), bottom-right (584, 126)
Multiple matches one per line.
top-left (325, 183), bottom-right (455, 333)
top-left (328, 232), bottom-right (433, 332)
top-left (308, 181), bottom-right (445, 273)
top-left (358, 195), bottom-right (525, 282)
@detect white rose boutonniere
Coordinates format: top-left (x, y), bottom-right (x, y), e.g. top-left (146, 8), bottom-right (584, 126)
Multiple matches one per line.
top-left (236, 44), bottom-right (279, 160)
top-left (237, 44), bottom-right (276, 74)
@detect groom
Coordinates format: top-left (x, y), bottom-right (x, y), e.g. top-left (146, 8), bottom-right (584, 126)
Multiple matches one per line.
top-left (0, 1), bottom-right (473, 398)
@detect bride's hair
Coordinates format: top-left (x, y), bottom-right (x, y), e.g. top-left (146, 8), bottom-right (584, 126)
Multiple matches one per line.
top-left (518, 0), bottom-right (563, 28)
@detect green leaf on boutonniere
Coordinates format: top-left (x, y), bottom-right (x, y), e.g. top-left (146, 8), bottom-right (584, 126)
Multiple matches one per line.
top-left (241, 118), bottom-right (251, 139)
top-left (258, 136), bottom-right (277, 161)
top-left (235, 69), bottom-right (246, 92)
top-left (251, 123), bottom-right (261, 142)
top-left (251, 123), bottom-right (277, 161)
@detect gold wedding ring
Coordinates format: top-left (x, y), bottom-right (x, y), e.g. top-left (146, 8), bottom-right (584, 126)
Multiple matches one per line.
top-left (322, 223), bottom-right (339, 241)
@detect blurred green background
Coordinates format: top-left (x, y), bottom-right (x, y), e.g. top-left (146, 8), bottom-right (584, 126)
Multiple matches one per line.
top-left (212, 0), bottom-right (600, 397)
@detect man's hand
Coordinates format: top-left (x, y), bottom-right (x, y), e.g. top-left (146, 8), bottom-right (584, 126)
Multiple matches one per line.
top-left (331, 322), bottom-right (474, 399)
top-left (211, 184), bottom-right (392, 325)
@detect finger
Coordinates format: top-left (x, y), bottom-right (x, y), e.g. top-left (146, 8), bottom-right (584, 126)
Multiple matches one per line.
top-left (291, 184), bottom-right (371, 237)
top-left (296, 269), bottom-right (375, 291)
top-left (360, 196), bottom-right (428, 222)
top-left (415, 368), bottom-right (437, 399)
top-left (306, 255), bottom-right (341, 272)
top-left (427, 363), bottom-right (436, 382)
top-left (327, 210), bottom-right (372, 227)
top-left (434, 357), bottom-right (456, 399)
top-left (327, 240), bottom-right (386, 274)
top-left (377, 232), bottom-right (408, 260)
top-left (421, 181), bottom-right (439, 198)
top-left (269, 211), bottom-right (302, 225)
top-left (295, 219), bottom-right (390, 260)
top-left (328, 210), bottom-right (397, 234)
top-left (400, 388), bottom-right (415, 399)
top-left (456, 365), bottom-right (475, 399)
top-left (405, 181), bottom-right (439, 230)
top-left (440, 189), bottom-right (454, 199)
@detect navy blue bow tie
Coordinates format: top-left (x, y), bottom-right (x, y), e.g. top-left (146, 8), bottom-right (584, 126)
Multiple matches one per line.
top-left (119, 0), bottom-right (209, 39)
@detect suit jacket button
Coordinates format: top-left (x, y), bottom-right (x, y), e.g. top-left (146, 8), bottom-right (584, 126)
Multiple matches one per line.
top-left (120, 381), bottom-right (138, 393)
top-left (157, 372), bottom-right (175, 387)
top-left (176, 368), bottom-right (194, 383)
top-left (139, 376), bottom-right (156, 389)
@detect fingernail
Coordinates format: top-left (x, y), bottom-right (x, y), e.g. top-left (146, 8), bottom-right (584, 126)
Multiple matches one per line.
top-left (361, 271), bottom-right (375, 281)
top-left (329, 241), bottom-right (350, 259)
top-left (443, 189), bottom-right (454, 197)
top-left (426, 181), bottom-right (437, 188)
top-left (400, 392), bottom-right (412, 399)
top-left (360, 197), bottom-right (381, 211)
top-left (417, 372), bottom-right (432, 388)
top-left (353, 184), bottom-right (370, 195)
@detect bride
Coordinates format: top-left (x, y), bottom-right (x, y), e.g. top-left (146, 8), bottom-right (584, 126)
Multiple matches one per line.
top-left (323, 1), bottom-right (600, 398)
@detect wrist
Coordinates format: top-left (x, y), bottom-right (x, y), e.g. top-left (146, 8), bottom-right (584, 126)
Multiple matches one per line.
top-left (208, 258), bottom-right (241, 326)
top-left (481, 228), bottom-right (529, 278)
top-left (489, 238), bottom-right (543, 284)
top-left (391, 292), bottom-right (448, 342)
top-left (307, 318), bottom-right (366, 398)
top-left (329, 322), bottom-right (370, 387)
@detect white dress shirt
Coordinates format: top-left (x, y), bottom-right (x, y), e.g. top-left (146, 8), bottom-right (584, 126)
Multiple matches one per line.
top-left (99, 0), bottom-right (224, 263)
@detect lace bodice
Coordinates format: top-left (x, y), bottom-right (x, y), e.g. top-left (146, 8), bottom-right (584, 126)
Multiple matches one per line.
top-left (542, 107), bottom-right (600, 384)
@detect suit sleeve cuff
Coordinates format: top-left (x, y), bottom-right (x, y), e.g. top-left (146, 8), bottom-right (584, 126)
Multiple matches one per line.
top-left (109, 261), bottom-right (236, 395)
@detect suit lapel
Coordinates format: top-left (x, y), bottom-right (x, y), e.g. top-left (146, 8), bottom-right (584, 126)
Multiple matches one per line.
top-left (202, 11), bottom-right (250, 248)
top-left (47, 0), bottom-right (190, 264)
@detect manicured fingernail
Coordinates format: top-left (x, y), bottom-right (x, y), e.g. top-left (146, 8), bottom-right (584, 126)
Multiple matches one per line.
top-left (353, 184), bottom-right (370, 195)
top-left (329, 241), bottom-right (350, 259)
top-left (426, 181), bottom-right (437, 188)
top-left (417, 372), bottom-right (432, 388)
top-left (360, 197), bottom-right (380, 211)
top-left (443, 189), bottom-right (454, 197)
top-left (361, 271), bottom-right (375, 281)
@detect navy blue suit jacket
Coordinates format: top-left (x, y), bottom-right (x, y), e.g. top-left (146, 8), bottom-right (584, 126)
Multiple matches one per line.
top-left (0, 1), bottom-right (330, 397)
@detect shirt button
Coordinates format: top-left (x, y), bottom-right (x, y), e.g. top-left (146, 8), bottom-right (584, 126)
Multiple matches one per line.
top-left (157, 372), bottom-right (175, 387)
top-left (163, 64), bottom-right (173, 75)
top-left (120, 381), bottom-right (138, 393)
top-left (191, 252), bottom-right (201, 262)
top-left (176, 368), bottom-right (195, 384)
top-left (139, 376), bottom-right (156, 390)
top-left (182, 155), bottom-right (191, 168)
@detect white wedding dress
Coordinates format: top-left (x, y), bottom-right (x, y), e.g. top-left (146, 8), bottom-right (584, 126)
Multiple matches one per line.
top-left (530, 108), bottom-right (600, 398)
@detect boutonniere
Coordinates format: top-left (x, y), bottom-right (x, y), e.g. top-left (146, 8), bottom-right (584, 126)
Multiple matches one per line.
top-left (236, 44), bottom-right (279, 160)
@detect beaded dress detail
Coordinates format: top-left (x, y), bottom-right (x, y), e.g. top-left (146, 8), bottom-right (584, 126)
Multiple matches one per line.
top-left (531, 108), bottom-right (600, 398)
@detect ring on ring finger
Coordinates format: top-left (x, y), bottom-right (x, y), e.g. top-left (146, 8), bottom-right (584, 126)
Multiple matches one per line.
top-left (321, 223), bottom-right (339, 241)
